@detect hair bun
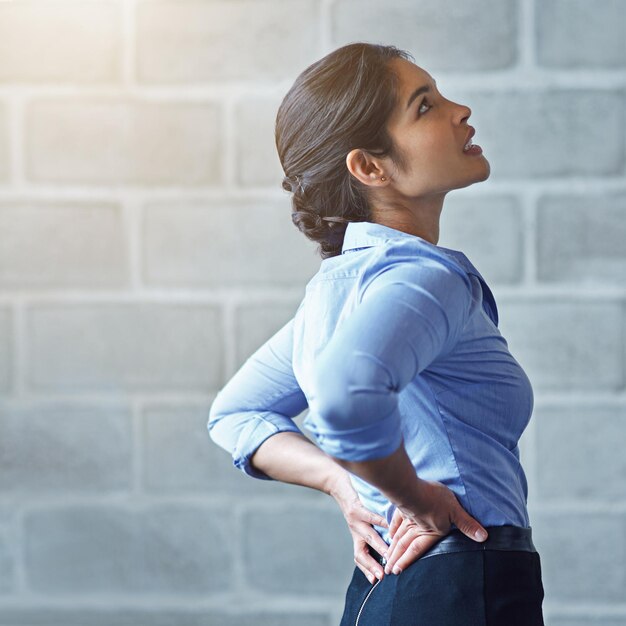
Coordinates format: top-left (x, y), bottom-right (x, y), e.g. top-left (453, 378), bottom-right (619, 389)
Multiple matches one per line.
top-left (281, 176), bottom-right (294, 193)
top-left (282, 174), bottom-right (305, 195)
top-left (291, 208), bottom-right (321, 230)
top-left (275, 43), bottom-right (411, 258)
top-left (321, 215), bottom-right (348, 225)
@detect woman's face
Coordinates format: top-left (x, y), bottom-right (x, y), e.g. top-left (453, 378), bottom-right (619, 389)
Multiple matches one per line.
top-left (382, 58), bottom-right (490, 198)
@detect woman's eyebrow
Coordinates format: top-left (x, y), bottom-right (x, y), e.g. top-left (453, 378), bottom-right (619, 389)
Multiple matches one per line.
top-left (406, 80), bottom-right (437, 111)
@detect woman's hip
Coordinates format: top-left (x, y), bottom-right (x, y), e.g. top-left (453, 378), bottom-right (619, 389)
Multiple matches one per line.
top-left (340, 525), bottom-right (545, 626)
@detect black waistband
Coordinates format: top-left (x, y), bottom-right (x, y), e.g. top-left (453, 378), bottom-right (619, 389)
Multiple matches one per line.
top-left (369, 525), bottom-right (537, 564)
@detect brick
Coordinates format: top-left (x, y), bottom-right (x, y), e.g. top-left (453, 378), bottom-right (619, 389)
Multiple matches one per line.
top-left (0, 308), bottom-right (11, 394)
top-left (235, 97), bottom-right (284, 187)
top-left (142, 200), bottom-right (320, 287)
top-left (235, 302), bottom-right (303, 367)
top-left (26, 303), bottom-right (223, 392)
top-left (438, 195), bottom-right (523, 284)
top-left (0, 528), bottom-right (14, 594)
top-left (537, 193), bottom-right (626, 285)
top-left (0, 101), bottom-right (8, 181)
top-left (0, 505), bottom-right (16, 594)
top-left (136, 0), bottom-right (321, 82)
top-left (0, 201), bottom-right (127, 289)
top-left (0, 402), bottom-right (131, 493)
top-left (0, 609), bottom-right (331, 626)
top-left (447, 90), bottom-right (625, 178)
top-left (0, 504), bottom-right (16, 527)
top-left (537, 0), bottom-right (626, 68)
top-left (25, 99), bottom-right (221, 185)
top-left (142, 403), bottom-right (304, 496)
top-left (0, 1), bottom-right (121, 83)
top-left (497, 299), bottom-right (623, 391)
top-left (332, 0), bottom-right (518, 71)
top-left (531, 512), bottom-right (626, 602)
top-left (232, 300), bottom-right (320, 447)
top-left (243, 504), bottom-right (355, 594)
top-left (23, 504), bottom-right (232, 593)
top-left (534, 405), bottom-right (626, 501)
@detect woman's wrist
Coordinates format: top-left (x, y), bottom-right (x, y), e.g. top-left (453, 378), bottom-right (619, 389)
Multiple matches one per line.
top-left (330, 442), bottom-right (430, 514)
top-left (249, 432), bottom-right (358, 498)
top-left (325, 469), bottom-right (357, 506)
top-left (390, 475), bottom-right (428, 514)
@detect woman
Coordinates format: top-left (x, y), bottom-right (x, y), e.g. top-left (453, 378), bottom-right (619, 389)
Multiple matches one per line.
top-left (208, 42), bottom-right (545, 625)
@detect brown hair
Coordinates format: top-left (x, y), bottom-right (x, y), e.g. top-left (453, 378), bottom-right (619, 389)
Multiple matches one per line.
top-left (275, 42), bottom-right (414, 259)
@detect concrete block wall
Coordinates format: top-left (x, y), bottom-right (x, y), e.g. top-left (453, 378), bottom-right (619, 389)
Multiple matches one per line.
top-left (0, 0), bottom-right (624, 624)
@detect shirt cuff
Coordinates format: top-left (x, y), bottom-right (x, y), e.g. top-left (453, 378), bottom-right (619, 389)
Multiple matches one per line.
top-left (233, 412), bottom-right (303, 480)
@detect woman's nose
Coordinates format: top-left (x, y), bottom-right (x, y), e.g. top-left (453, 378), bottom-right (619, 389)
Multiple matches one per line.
top-left (457, 103), bottom-right (471, 124)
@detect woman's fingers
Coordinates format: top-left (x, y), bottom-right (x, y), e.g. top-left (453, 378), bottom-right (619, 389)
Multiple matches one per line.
top-left (388, 533), bottom-right (442, 574)
top-left (355, 562), bottom-right (377, 585)
top-left (347, 502), bottom-right (390, 558)
top-left (344, 503), bottom-right (390, 582)
top-left (354, 539), bottom-right (385, 583)
top-left (384, 517), bottom-right (411, 563)
top-left (384, 523), bottom-right (447, 575)
top-left (362, 509), bottom-right (389, 529)
top-left (351, 501), bottom-right (388, 529)
top-left (380, 481), bottom-right (487, 576)
top-left (388, 508), bottom-right (404, 539)
top-left (352, 520), bottom-right (390, 559)
top-left (384, 521), bottom-right (416, 574)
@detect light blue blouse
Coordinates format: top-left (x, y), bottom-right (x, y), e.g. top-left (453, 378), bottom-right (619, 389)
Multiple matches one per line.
top-left (208, 221), bottom-right (534, 544)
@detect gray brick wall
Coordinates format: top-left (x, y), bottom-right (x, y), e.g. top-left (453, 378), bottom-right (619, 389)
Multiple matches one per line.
top-left (0, 1), bottom-right (624, 624)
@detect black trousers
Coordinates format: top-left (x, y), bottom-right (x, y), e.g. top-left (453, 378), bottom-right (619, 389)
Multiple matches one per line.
top-left (340, 526), bottom-right (545, 626)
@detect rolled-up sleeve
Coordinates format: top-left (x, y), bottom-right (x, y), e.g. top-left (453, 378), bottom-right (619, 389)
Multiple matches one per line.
top-left (207, 315), bottom-right (308, 480)
top-left (305, 249), bottom-right (475, 462)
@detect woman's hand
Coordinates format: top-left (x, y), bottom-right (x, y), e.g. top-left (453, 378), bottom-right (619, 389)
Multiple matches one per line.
top-left (341, 493), bottom-right (390, 585)
top-left (383, 479), bottom-right (488, 576)
top-left (329, 474), bottom-right (390, 585)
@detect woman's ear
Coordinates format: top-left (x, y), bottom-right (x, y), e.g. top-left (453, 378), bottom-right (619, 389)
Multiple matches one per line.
top-left (346, 149), bottom-right (387, 187)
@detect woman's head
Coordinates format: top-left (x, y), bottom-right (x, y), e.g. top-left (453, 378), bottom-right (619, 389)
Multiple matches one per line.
top-left (275, 42), bottom-right (490, 259)
top-left (351, 57), bottom-right (490, 216)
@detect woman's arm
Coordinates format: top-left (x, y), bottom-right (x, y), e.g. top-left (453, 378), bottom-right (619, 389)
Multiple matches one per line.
top-left (306, 251), bottom-right (489, 571)
top-left (335, 442), bottom-right (488, 574)
top-left (250, 430), bottom-right (390, 583)
top-left (249, 429), bottom-right (345, 495)
top-left (207, 311), bottom-right (389, 582)
top-left (306, 251), bottom-right (475, 461)
top-left (208, 315), bottom-right (307, 479)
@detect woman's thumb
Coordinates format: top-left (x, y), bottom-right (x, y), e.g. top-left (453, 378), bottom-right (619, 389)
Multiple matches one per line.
top-left (454, 508), bottom-right (488, 542)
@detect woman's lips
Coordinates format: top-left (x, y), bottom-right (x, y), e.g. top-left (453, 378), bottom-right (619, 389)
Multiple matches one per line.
top-left (462, 126), bottom-right (482, 154)
top-left (463, 144), bottom-right (483, 155)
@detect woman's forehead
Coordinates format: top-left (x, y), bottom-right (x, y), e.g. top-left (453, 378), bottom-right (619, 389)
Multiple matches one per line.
top-left (386, 58), bottom-right (436, 127)
top-left (392, 58), bottom-right (434, 90)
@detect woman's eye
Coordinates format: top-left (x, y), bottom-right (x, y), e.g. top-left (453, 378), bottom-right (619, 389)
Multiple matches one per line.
top-left (417, 100), bottom-right (431, 116)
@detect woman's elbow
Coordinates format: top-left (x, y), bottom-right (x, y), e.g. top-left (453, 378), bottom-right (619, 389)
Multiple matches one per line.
top-left (207, 391), bottom-right (228, 441)
top-left (309, 362), bottom-right (359, 427)
top-left (310, 351), bottom-right (398, 435)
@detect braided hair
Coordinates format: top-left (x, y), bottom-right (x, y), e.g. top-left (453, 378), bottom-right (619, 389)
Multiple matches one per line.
top-left (275, 42), bottom-right (413, 259)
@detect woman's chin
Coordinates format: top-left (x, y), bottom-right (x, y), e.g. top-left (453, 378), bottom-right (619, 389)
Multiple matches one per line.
top-left (454, 165), bottom-right (491, 191)
top-left (479, 157), bottom-right (491, 179)
top-left (470, 158), bottom-right (491, 184)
